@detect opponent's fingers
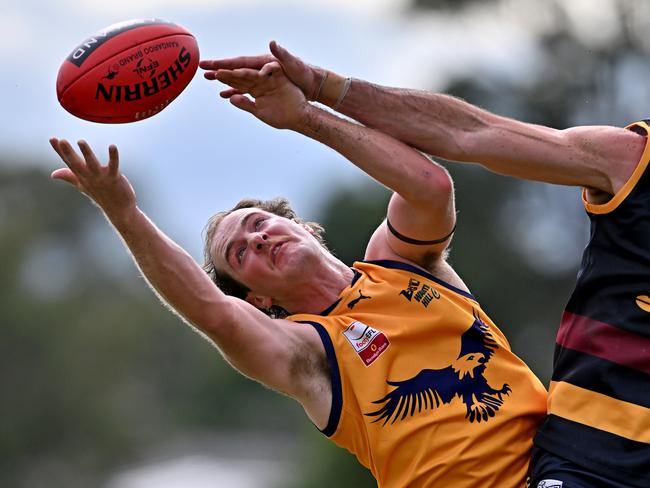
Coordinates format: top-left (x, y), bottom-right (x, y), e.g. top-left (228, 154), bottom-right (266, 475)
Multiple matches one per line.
top-left (77, 140), bottom-right (101, 173)
top-left (200, 55), bottom-right (274, 71)
top-left (270, 42), bottom-right (306, 75)
top-left (230, 94), bottom-right (256, 114)
top-left (107, 144), bottom-right (119, 176)
top-left (270, 41), bottom-right (315, 97)
top-left (58, 139), bottom-right (87, 174)
top-left (51, 167), bottom-right (81, 187)
top-left (270, 41), bottom-right (294, 64)
top-left (220, 88), bottom-right (243, 98)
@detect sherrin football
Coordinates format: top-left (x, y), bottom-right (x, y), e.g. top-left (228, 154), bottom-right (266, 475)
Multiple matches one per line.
top-left (57, 19), bottom-right (199, 123)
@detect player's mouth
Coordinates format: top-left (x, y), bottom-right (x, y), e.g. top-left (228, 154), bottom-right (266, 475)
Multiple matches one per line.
top-left (271, 242), bottom-right (285, 265)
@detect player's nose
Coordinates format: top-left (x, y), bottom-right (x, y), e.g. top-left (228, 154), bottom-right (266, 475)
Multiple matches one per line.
top-left (251, 232), bottom-right (269, 251)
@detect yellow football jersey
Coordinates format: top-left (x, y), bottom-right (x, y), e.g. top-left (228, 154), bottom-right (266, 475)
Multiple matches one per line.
top-left (289, 260), bottom-right (547, 488)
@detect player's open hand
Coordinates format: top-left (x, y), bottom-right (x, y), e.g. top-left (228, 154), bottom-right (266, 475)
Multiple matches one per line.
top-left (50, 138), bottom-right (137, 220)
top-left (215, 61), bottom-right (310, 130)
top-left (201, 41), bottom-right (323, 102)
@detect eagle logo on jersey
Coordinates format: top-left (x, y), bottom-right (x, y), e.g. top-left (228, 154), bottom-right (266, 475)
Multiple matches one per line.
top-left (365, 311), bottom-right (511, 425)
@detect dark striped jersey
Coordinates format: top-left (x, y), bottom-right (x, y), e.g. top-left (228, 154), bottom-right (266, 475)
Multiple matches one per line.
top-left (534, 120), bottom-right (650, 487)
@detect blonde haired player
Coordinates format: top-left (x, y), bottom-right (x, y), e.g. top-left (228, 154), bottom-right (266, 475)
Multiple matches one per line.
top-left (202, 41), bottom-right (650, 488)
top-left (51, 58), bottom-right (546, 487)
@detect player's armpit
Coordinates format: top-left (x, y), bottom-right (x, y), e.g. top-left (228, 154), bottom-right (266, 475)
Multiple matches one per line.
top-left (559, 125), bottom-right (646, 195)
top-left (460, 119), bottom-right (645, 194)
top-left (201, 298), bottom-right (331, 419)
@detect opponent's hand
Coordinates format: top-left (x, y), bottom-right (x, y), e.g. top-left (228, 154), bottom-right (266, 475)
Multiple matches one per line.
top-left (216, 61), bottom-right (310, 130)
top-left (50, 138), bottom-right (136, 222)
top-left (200, 41), bottom-right (323, 101)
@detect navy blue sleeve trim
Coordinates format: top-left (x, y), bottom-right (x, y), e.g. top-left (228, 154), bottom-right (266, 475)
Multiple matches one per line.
top-left (364, 259), bottom-right (476, 300)
top-left (297, 320), bottom-right (343, 438)
top-left (350, 268), bottom-right (362, 286)
top-left (318, 299), bottom-right (342, 316)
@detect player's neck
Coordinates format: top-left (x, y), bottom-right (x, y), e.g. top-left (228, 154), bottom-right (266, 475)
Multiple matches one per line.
top-left (277, 255), bottom-right (354, 315)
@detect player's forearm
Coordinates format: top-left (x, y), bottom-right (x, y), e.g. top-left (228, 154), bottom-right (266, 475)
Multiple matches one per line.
top-left (330, 79), bottom-right (487, 161)
top-left (106, 206), bottom-right (229, 329)
top-left (331, 80), bottom-right (613, 187)
top-left (296, 104), bottom-right (450, 204)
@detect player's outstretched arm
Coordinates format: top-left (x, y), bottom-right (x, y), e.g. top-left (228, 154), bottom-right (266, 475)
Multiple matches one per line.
top-left (215, 63), bottom-right (456, 270)
top-left (203, 42), bottom-right (645, 196)
top-left (48, 139), bottom-right (329, 422)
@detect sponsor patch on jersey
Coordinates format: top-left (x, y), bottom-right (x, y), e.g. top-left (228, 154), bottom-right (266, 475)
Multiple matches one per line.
top-left (537, 480), bottom-right (563, 488)
top-left (343, 321), bottom-right (390, 366)
top-left (399, 277), bottom-right (440, 308)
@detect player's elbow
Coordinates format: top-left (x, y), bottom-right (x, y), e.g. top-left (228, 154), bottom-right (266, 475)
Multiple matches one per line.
top-left (409, 160), bottom-right (454, 208)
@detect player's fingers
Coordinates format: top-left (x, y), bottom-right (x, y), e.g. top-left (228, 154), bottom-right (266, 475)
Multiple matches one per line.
top-left (107, 145), bottom-right (119, 176)
top-left (49, 137), bottom-right (66, 160)
top-left (270, 41), bottom-right (292, 63)
top-left (230, 94), bottom-right (256, 114)
top-left (259, 61), bottom-right (282, 78)
top-left (270, 42), bottom-right (304, 74)
top-left (215, 69), bottom-right (257, 92)
top-left (219, 88), bottom-right (243, 98)
top-left (270, 41), bottom-right (315, 97)
top-left (51, 168), bottom-right (81, 186)
top-left (58, 139), bottom-right (87, 174)
top-left (200, 55), bottom-right (274, 71)
top-left (214, 71), bottom-right (249, 88)
top-left (221, 67), bottom-right (259, 81)
top-left (78, 140), bottom-right (101, 173)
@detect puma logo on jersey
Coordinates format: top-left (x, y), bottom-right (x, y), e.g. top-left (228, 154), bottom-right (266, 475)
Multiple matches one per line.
top-left (348, 290), bottom-right (372, 309)
top-left (399, 277), bottom-right (440, 308)
top-left (635, 293), bottom-right (650, 313)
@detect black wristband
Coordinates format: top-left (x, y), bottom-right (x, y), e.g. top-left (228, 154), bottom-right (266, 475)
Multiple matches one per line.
top-left (386, 218), bottom-right (456, 245)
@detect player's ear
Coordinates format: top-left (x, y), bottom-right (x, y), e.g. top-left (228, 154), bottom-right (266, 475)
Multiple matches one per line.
top-left (245, 293), bottom-right (273, 310)
top-left (300, 222), bottom-right (316, 235)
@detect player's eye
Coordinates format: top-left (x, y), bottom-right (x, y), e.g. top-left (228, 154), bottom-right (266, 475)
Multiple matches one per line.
top-left (237, 246), bottom-right (246, 263)
top-left (254, 218), bottom-right (265, 230)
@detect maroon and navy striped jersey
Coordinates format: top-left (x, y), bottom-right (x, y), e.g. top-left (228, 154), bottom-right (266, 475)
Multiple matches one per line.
top-left (534, 120), bottom-right (650, 487)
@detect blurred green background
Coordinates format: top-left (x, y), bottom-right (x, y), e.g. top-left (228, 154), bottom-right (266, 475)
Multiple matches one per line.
top-left (2, 0), bottom-right (649, 487)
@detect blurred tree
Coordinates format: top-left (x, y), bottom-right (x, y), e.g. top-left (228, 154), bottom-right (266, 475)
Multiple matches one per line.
top-left (0, 165), bottom-right (304, 487)
top-left (6, 2), bottom-right (650, 488)
top-left (413, 0), bottom-right (497, 11)
top-left (318, 182), bottom-right (391, 266)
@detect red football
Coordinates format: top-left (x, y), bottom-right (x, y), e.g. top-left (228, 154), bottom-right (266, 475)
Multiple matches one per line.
top-left (57, 19), bottom-right (199, 123)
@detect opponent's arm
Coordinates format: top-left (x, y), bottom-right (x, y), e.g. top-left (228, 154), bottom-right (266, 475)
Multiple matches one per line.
top-left (214, 63), bottom-right (455, 267)
top-left (201, 42), bottom-right (645, 195)
top-left (333, 86), bottom-right (643, 195)
top-left (48, 139), bottom-right (327, 414)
